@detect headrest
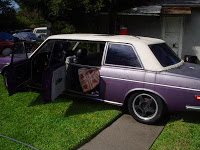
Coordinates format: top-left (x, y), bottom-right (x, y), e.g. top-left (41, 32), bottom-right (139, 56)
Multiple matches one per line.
top-left (76, 48), bottom-right (87, 58)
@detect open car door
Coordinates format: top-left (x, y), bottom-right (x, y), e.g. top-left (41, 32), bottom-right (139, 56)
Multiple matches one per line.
top-left (43, 64), bottom-right (66, 101)
top-left (42, 41), bottom-right (69, 102)
top-left (6, 42), bottom-right (31, 96)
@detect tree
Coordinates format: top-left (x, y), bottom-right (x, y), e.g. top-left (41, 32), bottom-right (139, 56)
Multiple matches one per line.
top-left (14, 0), bottom-right (111, 34)
top-left (14, 0), bottom-right (145, 34)
top-left (16, 7), bottom-right (47, 29)
top-left (0, 0), bottom-right (18, 32)
top-left (0, 0), bottom-right (14, 13)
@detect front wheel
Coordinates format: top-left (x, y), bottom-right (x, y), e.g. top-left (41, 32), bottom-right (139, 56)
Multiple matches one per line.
top-left (128, 92), bottom-right (165, 124)
top-left (2, 48), bottom-right (12, 57)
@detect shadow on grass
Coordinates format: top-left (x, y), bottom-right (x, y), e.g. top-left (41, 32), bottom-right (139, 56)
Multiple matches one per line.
top-left (28, 92), bottom-right (169, 125)
top-left (28, 92), bottom-right (75, 106)
top-left (64, 97), bottom-right (120, 117)
top-left (169, 112), bottom-right (200, 124)
top-left (28, 94), bottom-right (44, 106)
top-left (28, 93), bottom-right (120, 117)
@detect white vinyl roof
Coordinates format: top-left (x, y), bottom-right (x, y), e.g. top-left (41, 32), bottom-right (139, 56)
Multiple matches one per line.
top-left (47, 34), bottom-right (183, 71)
top-left (48, 34), bottom-right (163, 45)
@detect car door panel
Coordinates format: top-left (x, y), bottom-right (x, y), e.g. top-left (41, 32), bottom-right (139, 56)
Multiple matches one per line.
top-left (6, 59), bottom-right (31, 95)
top-left (51, 65), bottom-right (66, 100)
top-left (43, 64), bottom-right (66, 101)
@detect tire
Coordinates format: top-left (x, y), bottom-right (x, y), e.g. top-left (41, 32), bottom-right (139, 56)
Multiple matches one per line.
top-left (2, 48), bottom-right (12, 57)
top-left (3, 71), bottom-right (8, 89)
top-left (128, 92), bottom-right (165, 124)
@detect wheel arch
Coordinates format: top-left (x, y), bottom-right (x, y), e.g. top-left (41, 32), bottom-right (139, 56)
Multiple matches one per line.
top-left (1, 65), bottom-right (9, 75)
top-left (123, 88), bottom-right (168, 112)
top-left (0, 46), bottom-right (7, 54)
top-left (1, 47), bottom-right (13, 56)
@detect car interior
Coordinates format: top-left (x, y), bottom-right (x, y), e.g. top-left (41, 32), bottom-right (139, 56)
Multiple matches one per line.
top-left (29, 40), bottom-right (105, 96)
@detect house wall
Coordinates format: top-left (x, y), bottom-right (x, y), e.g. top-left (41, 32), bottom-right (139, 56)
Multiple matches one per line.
top-left (120, 11), bottom-right (200, 61)
top-left (183, 8), bottom-right (200, 61)
top-left (121, 15), bottom-right (162, 38)
top-left (78, 11), bottom-right (200, 62)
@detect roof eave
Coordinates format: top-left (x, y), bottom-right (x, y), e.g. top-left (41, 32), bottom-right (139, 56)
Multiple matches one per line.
top-left (162, 4), bottom-right (200, 7)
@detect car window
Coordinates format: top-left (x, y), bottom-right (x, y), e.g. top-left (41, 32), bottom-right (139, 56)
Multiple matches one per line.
top-left (49, 40), bottom-right (73, 65)
top-left (38, 40), bottom-right (55, 53)
top-left (105, 43), bottom-right (142, 68)
top-left (149, 43), bottom-right (181, 67)
top-left (70, 41), bottom-right (105, 66)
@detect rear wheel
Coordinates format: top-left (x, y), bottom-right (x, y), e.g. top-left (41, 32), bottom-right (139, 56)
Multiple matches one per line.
top-left (2, 48), bottom-right (12, 57)
top-left (128, 92), bottom-right (165, 124)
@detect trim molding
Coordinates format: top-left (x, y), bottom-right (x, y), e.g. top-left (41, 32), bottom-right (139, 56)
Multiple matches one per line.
top-left (186, 106), bottom-right (200, 111)
top-left (101, 75), bottom-right (200, 92)
top-left (100, 99), bottom-right (123, 106)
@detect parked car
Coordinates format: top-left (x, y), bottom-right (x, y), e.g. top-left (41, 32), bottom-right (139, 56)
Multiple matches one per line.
top-left (0, 41), bottom-right (34, 81)
top-left (0, 32), bottom-right (14, 56)
top-left (13, 32), bottom-right (43, 54)
top-left (33, 27), bottom-right (48, 40)
top-left (2, 34), bottom-right (200, 124)
top-left (13, 32), bottom-right (43, 42)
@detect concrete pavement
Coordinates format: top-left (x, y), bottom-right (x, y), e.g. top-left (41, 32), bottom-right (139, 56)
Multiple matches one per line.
top-left (79, 114), bottom-right (166, 150)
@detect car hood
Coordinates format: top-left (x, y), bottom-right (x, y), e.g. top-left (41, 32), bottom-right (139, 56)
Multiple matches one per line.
top-left (167, 62), bottom-right (200, 79)
top-left (0, 56), bottom-right (23, 64)
top-left (0, 56), bottom-right (25, 73)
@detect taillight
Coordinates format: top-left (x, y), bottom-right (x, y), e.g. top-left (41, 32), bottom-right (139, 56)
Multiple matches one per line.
top-left (196, 95), bottom-right (200, 100)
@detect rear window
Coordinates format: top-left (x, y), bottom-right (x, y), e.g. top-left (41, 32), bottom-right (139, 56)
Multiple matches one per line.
top-left (149, 43), bottom-right (181, 67)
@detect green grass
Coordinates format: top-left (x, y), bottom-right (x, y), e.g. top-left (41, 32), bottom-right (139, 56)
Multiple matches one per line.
top-left (0, 75), bottom-right (121, 150)
top-left (151, 112), bottom-right (200, 150)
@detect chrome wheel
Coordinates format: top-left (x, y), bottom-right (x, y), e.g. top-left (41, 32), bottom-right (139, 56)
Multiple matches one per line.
top-left (132, 93), bottom-right (158, 121)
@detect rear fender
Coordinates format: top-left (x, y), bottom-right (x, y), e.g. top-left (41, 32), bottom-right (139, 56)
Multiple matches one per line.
top-left (124, 88), bottom-right (168, 107)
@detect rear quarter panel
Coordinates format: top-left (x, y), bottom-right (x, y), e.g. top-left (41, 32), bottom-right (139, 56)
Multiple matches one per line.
top-left (155, 72), bottom-right (200, 112)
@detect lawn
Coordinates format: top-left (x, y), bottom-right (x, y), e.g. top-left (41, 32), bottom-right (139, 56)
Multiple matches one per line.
top-left (151, 112), bottom-right (200, 150)
top-left (0, 75), bottom-right (121, 150)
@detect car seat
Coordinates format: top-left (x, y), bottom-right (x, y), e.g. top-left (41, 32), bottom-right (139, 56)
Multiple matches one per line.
top-left (75, 48), bottom-right (87, 64)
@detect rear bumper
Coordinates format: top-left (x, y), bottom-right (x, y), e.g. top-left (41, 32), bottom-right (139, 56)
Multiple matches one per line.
top-left (186, 106), bottom-right (200, 111)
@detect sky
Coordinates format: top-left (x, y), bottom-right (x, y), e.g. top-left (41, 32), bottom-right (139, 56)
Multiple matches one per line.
top-left (11, 0), bottom-right (20, 10)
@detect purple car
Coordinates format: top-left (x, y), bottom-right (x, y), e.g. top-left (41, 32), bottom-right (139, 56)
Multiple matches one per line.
top-left (2, 34), bottom-right (200, 124)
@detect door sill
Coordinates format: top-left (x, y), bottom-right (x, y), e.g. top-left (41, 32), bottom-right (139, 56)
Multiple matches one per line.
top-left (65, 89), bottom-right (99, 98)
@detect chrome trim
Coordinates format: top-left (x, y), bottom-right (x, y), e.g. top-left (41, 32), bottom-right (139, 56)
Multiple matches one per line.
top-left (66, 89), bottom-right (123, 106)
top-left (186, 106), bottom-right (200, 111)
top-left (0, 63), bottom-right (10, 65)
top-left (100, 99), bottom-right (123, 106)
top-left (69, 63), bottom-right (100, 69)
top-left (101, 76), bottom-right (200, 92)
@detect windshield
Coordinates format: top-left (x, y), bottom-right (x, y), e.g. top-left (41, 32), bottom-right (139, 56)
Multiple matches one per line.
top-left (149, 43), bottom-right (181, 67)
top-left (36, 29), bottom-right (47, 34)
top-left (13, 41), bottom-right (40, 59)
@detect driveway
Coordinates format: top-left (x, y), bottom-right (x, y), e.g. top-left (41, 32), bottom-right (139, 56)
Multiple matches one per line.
top-left (79, 114), bottom-right (166, 150)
